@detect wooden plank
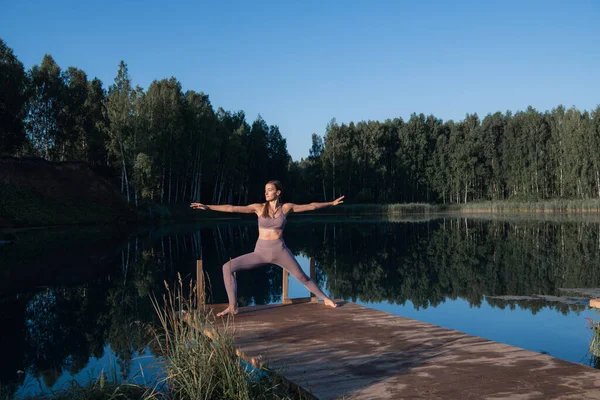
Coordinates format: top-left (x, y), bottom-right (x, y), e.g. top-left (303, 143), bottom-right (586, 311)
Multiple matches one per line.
top-left (309, 257), bottom-right (316, 300)
top-left (282, 269), bottom-right (289, 303)
top-left (282, 259), bottom-right (319, 303)
top-left (210, 302), bottom-right (600, 400)
top-left (282, 297), bottom-right (313, 305)
top-left (196, 259), bottom-right (204, 306)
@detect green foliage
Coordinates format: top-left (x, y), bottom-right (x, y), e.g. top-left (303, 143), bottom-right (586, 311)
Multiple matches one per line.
top-left (0, 38), bottom-right (28, 155)
top-left (25, 54), bottom-right (64, 160)
top-left (4, 36), bottom-right (600, 216)
top-left (312, 107), bottom-right (600, 205)
top-left (137, 199), bottom-right (173, 224)
top-left (134, 153), bottom-right (153, 199)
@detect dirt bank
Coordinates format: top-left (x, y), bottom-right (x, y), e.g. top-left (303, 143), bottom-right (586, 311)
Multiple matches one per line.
top-left (0, 156), bottom-right (136, 228)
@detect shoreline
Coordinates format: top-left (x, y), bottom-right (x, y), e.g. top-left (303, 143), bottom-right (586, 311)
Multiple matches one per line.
top-left (5, 199), bottom-right (600, 231)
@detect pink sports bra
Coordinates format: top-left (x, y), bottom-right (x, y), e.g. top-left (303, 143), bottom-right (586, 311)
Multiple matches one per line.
top-left (258, 206), bottom-right (287, 230)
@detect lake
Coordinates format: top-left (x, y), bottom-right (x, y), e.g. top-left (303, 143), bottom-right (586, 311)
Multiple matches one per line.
top-left (3, 214), bottom-right (600, 398)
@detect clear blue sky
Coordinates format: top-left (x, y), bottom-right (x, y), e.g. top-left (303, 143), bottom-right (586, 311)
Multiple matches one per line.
top-left (2, 0), bottom-right (599, 161)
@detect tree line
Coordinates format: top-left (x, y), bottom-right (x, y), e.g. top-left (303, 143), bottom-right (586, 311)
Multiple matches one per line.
top-left (2, 37), bottom-right (599, 205)
top-left (1, 38), bottom-right (291, 208)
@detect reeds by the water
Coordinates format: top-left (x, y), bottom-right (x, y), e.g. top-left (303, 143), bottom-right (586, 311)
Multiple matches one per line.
top-left (23, 274), bottom-right (293, 400)
top-left (149, 274), bottom-right (288, 400)
top-left (587, 318), bottom-right (600, 360)
top-left (324, 199), bottom-right (600, 217)
top-left (452, 199), bottom-right (600, 214)
top-left (322, 203), bottom-right (435, 216)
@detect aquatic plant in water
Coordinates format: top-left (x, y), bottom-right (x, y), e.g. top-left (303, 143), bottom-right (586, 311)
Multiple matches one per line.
top-left (586, 318), bottom-right (600, 362)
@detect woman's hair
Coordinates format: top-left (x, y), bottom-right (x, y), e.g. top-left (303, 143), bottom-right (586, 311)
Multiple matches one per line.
top-left (261, 180), bottom-right (283, 218)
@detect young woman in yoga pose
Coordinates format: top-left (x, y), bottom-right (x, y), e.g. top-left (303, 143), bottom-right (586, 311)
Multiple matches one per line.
top-left (190, 180), bottom-right (344, 316)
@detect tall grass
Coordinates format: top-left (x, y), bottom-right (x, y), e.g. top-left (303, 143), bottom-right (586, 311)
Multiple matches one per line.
top-left (22, 275), bottom-right (294, 400)
top-left (319, 199), bottom-right (600, 217)
top-left (587, 318), bottom-right (600, 359)
top-left (316, 203), bottom-right (435, 216)
top-left (149, 274), bottom-right (290, 400)
top-left (453, 199), bottom-right (600, 214)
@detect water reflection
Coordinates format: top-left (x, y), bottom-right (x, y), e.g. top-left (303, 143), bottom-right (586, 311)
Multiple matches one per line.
top-left (303, 218), bottom-right (600, 310)
top-left (3, 216), bottom-right (600, 397)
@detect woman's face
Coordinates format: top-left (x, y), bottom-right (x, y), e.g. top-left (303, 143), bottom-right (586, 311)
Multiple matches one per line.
top-left (265, 183), bottom-right (280, 201)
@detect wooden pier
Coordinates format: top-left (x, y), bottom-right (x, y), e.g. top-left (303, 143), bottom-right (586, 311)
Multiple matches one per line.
top-left (199, 261), bottom-right (600, 399)
top-left (212, 301), bottom-right (600, 400)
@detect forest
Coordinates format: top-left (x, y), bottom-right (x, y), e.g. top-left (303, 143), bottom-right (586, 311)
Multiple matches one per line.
top-left (2, 37), bottom-right (600, 206)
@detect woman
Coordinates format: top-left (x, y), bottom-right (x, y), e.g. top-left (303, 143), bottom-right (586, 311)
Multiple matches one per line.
top-left (190, 180), bottom-right (344, 316)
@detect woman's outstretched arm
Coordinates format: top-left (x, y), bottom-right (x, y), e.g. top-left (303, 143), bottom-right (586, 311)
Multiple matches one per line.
top-left (285, 196), bottom-right (344, 214)
top-left (190, 203), bottom-right (261, 214)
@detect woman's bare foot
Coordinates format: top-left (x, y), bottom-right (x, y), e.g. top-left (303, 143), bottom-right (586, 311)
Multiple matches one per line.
top-left (216, 306), bottom-right (238, 317)
top-left (324, 298), bottom-right (338, 308)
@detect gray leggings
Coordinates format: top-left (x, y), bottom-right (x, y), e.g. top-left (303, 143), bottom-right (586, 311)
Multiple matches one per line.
top-left (222, 238), bottom-right (328, 306)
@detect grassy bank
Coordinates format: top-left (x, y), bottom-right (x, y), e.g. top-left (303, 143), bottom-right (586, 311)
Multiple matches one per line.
top-left (310, 199), bottom-right (600, 216)
top-left (319, 202), bottom-right (436, 216)
top-left (448, 199), bottom-right (600, 214)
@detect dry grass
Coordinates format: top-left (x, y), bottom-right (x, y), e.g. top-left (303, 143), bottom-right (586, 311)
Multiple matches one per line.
top-left (147, 274), bottom-right (292, 400)
top-left (23, 274), bottom-right (296, 400)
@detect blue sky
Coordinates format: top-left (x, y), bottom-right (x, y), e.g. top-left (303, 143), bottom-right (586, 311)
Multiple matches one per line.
top-left (2, 0), bottom-right (599, 161)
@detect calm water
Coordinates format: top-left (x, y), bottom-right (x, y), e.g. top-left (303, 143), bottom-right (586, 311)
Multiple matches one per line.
top-left (3, 215), bottom-right (600, 398)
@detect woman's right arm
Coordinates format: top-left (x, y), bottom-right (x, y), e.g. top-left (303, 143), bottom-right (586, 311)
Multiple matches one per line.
top-left (190, 203), bottom-right (260, 214)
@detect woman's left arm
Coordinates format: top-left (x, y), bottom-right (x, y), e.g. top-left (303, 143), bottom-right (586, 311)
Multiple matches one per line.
top-left (285, 196), bottom-right (344, 214)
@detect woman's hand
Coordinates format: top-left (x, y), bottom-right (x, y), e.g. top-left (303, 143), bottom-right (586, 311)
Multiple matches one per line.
top-left (332, 196), bottom-right (345, 206)
top-left (190, 203), bottom-right (208, 210)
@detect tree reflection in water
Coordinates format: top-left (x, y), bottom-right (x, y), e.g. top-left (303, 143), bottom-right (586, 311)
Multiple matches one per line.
top-left (3, 217), bottom-right (600, 397)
